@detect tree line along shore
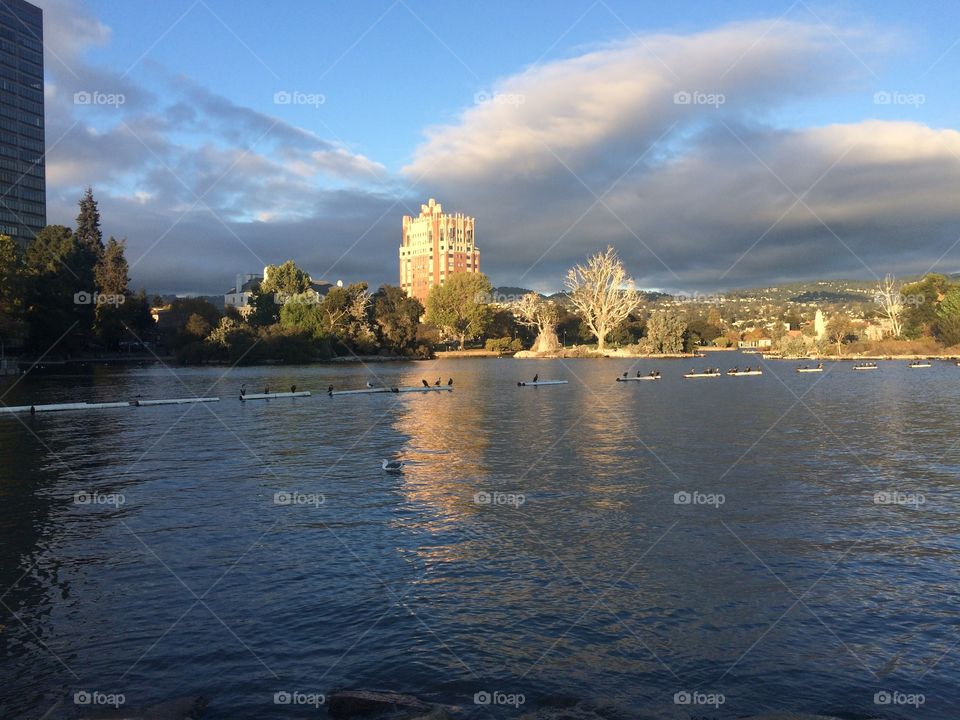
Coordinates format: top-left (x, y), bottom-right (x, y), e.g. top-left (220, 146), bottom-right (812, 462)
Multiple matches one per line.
top-left (3, 190), bottom-right (959, 369)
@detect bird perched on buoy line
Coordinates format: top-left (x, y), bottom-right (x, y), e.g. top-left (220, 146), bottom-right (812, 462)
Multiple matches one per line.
top-left (382, 459), bottom-right (404, 473)
top-left (421, 379), bottom-right (429, 387)
top-left (447, 378), bottom-right (453, 386)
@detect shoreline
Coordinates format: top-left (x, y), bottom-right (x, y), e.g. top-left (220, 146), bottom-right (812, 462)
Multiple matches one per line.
top-left (6, 351), bottom-right (957, 372)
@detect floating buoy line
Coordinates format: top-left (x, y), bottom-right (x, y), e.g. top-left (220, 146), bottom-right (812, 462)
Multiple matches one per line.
top-left (1, 359), bottom-right (952, 415)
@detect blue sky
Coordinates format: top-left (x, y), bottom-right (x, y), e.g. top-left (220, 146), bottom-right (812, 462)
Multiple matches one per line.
top-left (37, 0), bottom-right (960, 294)
top-left (79, 0), bottom-right (960, 169)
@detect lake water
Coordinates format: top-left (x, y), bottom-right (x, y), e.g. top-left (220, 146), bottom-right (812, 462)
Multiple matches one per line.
top-left (1, 354), bottom-right (959, 719)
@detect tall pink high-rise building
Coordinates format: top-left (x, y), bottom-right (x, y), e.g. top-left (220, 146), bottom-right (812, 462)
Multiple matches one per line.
top-left (400, 198), bottom-right (480, 302)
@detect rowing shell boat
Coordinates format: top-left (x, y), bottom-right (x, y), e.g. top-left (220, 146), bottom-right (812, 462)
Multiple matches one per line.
top-left (616, 376), bottom-right (661, 382)
top-left (517, 380), bottom-right (568, 386)
top-left (795, 368), bottom-right (823, 373)
top-left (728, 370), bottom-right (763, 376)
top-left (240, 391), bottom-right (312, 401)
top-left (683, 372), bottom-right (721, 378)
top-left (853, 365), bottom-right (879, 371)
top-left (908, 362), bottom-right (932, 369)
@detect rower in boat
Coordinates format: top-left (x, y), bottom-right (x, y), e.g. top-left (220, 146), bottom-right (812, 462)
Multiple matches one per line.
top-left (263, 386), bottom-right (269, 394)
top-left (533, 373), bottom-right (539, 383)
top-left (240, 383), bottom-right (246, 397)
top-left (447, 378), bottom-right (454, 386)
top-left (636, 371), bottom-right (642, 378)
top-left (623, 371), bottom-right (629, 378)
top-left (435, 377), bottom-right (441, 386)
top-left (290, 385), bottom-right (296, 393)
top-left (421, 379), bottom-right (429, 387)
top-left (327, 385), bottom-right (334, 396)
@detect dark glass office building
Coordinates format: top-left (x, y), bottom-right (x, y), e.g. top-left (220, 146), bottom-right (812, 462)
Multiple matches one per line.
top-left (0, 0), bottom-right (44, 246)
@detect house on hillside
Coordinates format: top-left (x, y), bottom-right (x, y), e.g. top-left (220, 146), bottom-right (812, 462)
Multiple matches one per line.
top-left (225, 273), bottom-right (263, 316)
top-left (738, 328), bottom-right (773, 349)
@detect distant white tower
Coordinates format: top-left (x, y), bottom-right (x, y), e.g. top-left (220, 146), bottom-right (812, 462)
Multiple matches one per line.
top-left (814, 309), bottom-right (826, 340)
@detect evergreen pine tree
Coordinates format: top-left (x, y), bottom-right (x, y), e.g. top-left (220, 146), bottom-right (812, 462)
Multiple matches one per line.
top-left (75, 187), bottom-right (104, 263)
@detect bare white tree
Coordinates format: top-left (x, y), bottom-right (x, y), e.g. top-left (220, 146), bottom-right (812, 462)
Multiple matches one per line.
top-left (875, 274), bottom-right (904, 338)
top-left (515, 292), bottom-right (560, 353)
top-left (564, 246), bottom-right (641, 351)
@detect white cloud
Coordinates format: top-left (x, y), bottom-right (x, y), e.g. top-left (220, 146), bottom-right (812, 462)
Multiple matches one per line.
top-left (404, 20), bottom-right (960, 291)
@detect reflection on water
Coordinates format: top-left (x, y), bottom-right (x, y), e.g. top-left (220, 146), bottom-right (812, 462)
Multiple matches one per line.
top-left (1, 356), bottom-right (960, 718)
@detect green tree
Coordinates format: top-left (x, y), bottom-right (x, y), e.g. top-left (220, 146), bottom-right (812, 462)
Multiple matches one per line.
top-left (0, 234), bottom-right (26, 343)
top-left (318, 282), bottom-right (374, 352)
top-left (425, 272), bottom-right (493, 349)
top-left (707, 305), bottom-right (724, 329)
top-left (902, 274), bottom-right (950, 338)
top-left (116, 290), bottom-right (155, 347)
top-left (779, 334), bottom-right (808, 358)
top-left (261, 260), bottom-right (312, 296)
top-left (249, 260), bottom-right (314, 326)
top-left (75, 187), bottom-right (103, 253)
top-left (642, 311), bottom-right (687, 353)
top-left (372, 285), bottom-right (423, 354)
top-left (826, 314), bottom-right (853, 356)
top-left (203, 316), bottom-right (256, 364)
top-left (249, 289), bottom-right (281, 326)
top-left (686, 318), bottom-right (721, 346)
top-left (24, 225), bottom-right (93, 353)
top-left (185, 313), bottom-right (213, 339)
top-left (935, 287), bottom-right (960, 347)
top-left (94, 237), bottom-right (129, 295)
top-left (161, 297), bottom-right (221, 350)
top-left (279, 293), bottom-right (326, 340)
top-left (92, 237), bottom-right (132, 349)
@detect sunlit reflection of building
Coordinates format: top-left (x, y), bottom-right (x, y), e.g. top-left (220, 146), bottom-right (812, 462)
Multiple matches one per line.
top-left (389, 390), bottom-right (490, 531)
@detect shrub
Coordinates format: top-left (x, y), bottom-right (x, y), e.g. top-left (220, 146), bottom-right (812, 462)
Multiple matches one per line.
top-left (485, 337), bottom-right (516, 352)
